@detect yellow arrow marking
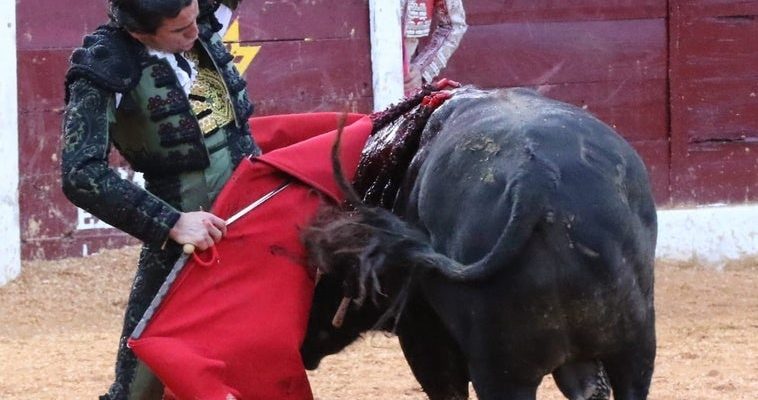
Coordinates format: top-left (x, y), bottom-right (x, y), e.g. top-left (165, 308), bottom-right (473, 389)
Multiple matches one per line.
top-left (223, 18), bottom-right (260, 75)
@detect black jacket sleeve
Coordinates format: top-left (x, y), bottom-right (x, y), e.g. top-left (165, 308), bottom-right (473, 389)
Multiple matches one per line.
top-left (61, 78), bottom-right (181, 245)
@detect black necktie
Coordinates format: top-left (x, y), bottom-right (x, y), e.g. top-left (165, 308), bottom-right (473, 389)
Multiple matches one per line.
top-left (174, 53), bottom-right (192, 76)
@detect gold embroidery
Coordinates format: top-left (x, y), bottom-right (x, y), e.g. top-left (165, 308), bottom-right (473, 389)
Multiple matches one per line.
top-left (185, 51), bottom-right (235, 135)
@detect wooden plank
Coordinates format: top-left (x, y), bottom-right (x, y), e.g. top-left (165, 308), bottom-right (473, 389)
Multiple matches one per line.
top-left (17, 0), bottom-right (107, 50)
top-left (18, 111), bottom-right (64, 177)
top-left (17, 49), bottom-right (69, 112)
top-left (676, 78), bottom-right (758, 143)
top-left (18, 0), bottom-right (369, 49)
top-left (669, 144), bottom-right (758, 203)
top-left (22, 233), bottom-right (137, 260)
top-left (674, 14), bottom-right (758, 79)
top-left (444, 18), bottom-right (666, 88)
top-left (670, 9), bottom-right (758, 143)
top-left (669, 0), bottom-right (757, 203)
top-left (672, 0), bottom-right (758, 18)
top-left (466, 0), bottom-right (666, 24)
top-left (237, 0), bottom-right (368, 41)
top-left (19, 174), bottom-right (73, 242)
top-left (243, 38), bottom-right (373, 115)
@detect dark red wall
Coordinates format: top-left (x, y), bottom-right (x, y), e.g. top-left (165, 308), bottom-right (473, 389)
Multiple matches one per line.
top-left (235, 0), bottom-right (372, 114)
top-left (668, 0), bottom-right (758, 203)
top-left (16, 0), bottom-right (758, 260)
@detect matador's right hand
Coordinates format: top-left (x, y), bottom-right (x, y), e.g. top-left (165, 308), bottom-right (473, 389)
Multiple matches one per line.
top-left (169, 211), bottom-right (227, 252)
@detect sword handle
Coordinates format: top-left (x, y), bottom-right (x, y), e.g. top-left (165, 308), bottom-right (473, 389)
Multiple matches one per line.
top-left (193, 245), bottom-right (219, 267)
top-left (182, 243), bottom-right (196, 254)
top-left (182, 243), bottom-right (219, 266)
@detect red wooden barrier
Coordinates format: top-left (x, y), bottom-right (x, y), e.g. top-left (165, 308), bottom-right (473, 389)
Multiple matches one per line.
top-left (15, 0), bottom-right (757, 259)
top-left (669, 0), bottom-right (758, 203)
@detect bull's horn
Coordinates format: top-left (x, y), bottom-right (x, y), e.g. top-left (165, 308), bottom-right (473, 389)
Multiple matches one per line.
top-left (331, 296), bottom-right (352, 328)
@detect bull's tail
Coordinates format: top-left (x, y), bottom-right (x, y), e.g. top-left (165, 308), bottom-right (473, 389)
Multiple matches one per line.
top-left (306, 184), bottom-right (544, 285)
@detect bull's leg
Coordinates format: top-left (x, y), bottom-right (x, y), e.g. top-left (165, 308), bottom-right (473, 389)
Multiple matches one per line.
top-left (398, 332), bottom-right (469, 400)
top-left (552, 360), bottom-right (610, 400)
top-left (464, 339), bottom-right (538, 399)
top-left (600, 338), bottom-right (655, 400)
top-left (396, 298), bottom-right (469, 400)
top-left (462, 328), bottom-right (540, 399)
top-left (467, 366), bottom-right (539, 400)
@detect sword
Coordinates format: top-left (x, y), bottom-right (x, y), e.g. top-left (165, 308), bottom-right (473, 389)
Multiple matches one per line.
top-left (130, 181), bottom-right (291, 340)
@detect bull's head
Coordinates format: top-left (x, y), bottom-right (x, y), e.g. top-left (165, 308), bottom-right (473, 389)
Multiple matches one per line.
top-left (299, 110), bottom-right (431, 369)
top-left (300, 270), bottom-right (385, 370)
top-left (301, 201), bottom-right (426, 369)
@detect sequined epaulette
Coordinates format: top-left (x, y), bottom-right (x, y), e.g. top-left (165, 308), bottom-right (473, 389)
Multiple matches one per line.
top-left (65, 24), bottom-right (144, 102)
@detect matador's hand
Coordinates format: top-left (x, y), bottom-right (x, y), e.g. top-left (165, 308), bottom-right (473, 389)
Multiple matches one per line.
top-left (169, 211), bottom-right (227, 251)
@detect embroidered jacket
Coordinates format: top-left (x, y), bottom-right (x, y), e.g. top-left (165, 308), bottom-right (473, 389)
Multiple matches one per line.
top-left (403, 0), bottom-right (468, 83)
top-left (61, 2), bottom-right (256, 246)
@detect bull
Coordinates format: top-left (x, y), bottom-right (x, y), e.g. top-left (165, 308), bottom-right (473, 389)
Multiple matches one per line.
top-left (301, 86), bottom-right (657, 400)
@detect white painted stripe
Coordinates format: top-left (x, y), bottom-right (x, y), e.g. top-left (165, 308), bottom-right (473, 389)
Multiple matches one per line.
top-left (369, 0), bottom-right (404, 111)
top-left (0, 1), bottom-right (20, 286)
top-left (657, 204), bottom-right (758, 270)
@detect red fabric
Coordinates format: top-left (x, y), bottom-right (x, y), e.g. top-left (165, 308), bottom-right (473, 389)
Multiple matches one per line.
top-left (252, 112), bottom-right (365, 154)
top-left (128, 114), bottom-right (373, 400)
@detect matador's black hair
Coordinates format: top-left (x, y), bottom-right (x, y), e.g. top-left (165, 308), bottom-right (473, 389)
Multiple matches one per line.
top-left (109, 0), bottom-right (193, 34)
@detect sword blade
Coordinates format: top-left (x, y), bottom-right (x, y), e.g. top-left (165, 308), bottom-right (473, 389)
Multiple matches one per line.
top-left (225, 181), bottom-right (290, 226)
top-left (131, 252), bottom-right (190, 340)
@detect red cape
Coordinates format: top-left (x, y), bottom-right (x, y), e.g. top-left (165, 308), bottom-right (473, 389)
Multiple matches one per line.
top-left (128, 113), bottom-right (372, 400)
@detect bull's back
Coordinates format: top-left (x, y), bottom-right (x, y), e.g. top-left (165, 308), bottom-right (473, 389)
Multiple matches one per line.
top-left (405, 88), bottom-right (656, 348)
top-left (412, 87), bottom-right (654, 260)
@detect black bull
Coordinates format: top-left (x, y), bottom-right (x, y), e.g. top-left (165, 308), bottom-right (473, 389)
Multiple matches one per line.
top-left (301, 87), bottom-right (657, 400)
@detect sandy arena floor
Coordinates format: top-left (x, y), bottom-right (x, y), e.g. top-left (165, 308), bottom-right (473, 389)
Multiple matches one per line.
top-left (0, 246), bottom-right (755, 399)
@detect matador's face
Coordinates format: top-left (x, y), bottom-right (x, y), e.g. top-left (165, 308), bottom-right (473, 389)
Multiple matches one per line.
top-left (129, 0), bottom-right (199, 53)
